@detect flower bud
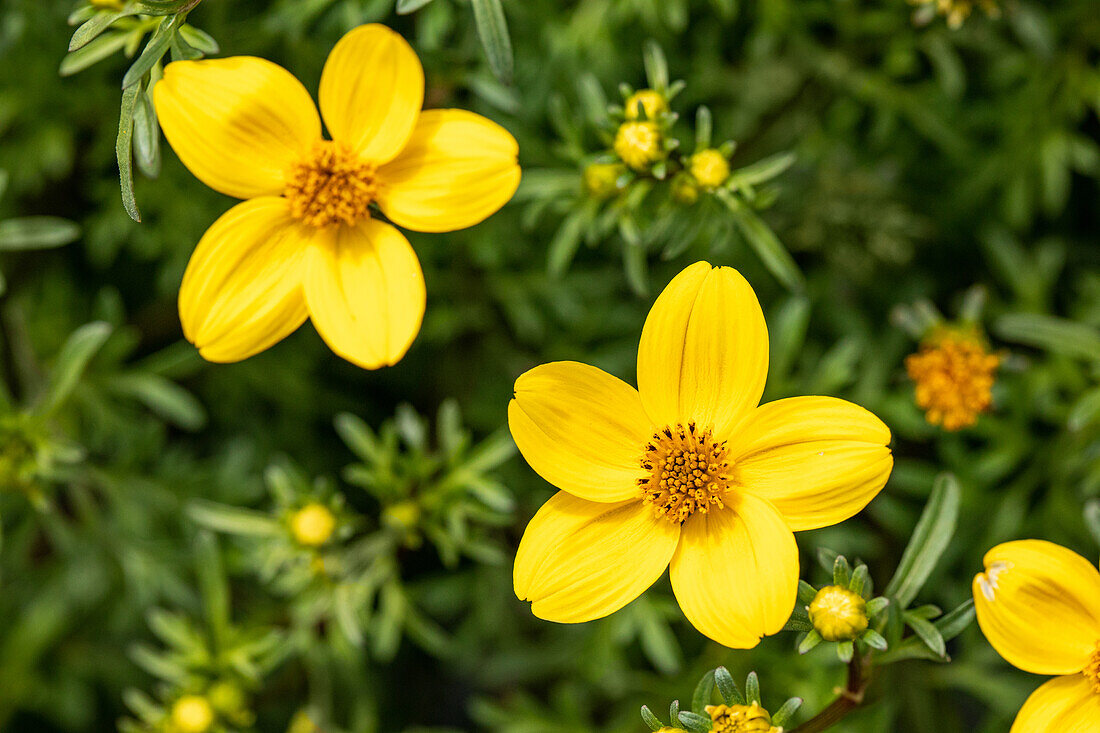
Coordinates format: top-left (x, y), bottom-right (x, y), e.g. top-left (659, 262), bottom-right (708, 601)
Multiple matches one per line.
top-left (290, 503), bottom-right (336, 547)
top-left (669, 172), bottom-right (699, 204)
top-left (623, 89), bottom-right (668, 120)
top-left (706, 702), bottom-right (780, 733)
top-left (689, 148), bottom-right (731, 190)
top-left (614, 121), bottom-right (664, 171)
top-left (808, 585), bottom-right (869, 642)
top-left (583, 162), bottom-right (625, 199)
top-left (170, 695), bottom-right (214, 733)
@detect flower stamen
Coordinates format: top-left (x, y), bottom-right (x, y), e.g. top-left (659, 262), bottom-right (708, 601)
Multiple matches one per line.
top-left (638, 422), bottom-right (731, 523)
top-left (285, 140), bottom-right (377, 228)
top-left (1084, 643), bottom-right (1100, 694)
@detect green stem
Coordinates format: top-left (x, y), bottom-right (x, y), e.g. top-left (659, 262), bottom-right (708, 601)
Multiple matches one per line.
top-left (790, 653), bottom-right (871, 733)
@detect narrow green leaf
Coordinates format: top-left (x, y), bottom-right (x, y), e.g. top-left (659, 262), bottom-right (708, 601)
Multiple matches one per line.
top-left (771, 697), bottom-right (803, 728)
top-left (186, 500), bottom-right (282, 536)
top-left (117, 83), bottom-right (142, 221)
top-left (904, 612), bottom-right (946, 657)
top-left (677, 710), bottom-right (711, 733)
top-left (39, 322), bottom-right (112, 415)
top-left (642, 39), bottom-right (669, 92)
top-left (396, 0), bottom-right (437, 12)
top-left (691, 670), bottom-right (714, 714)
top-left (640, 705), bottom-right (663, 731)
top-left (995, 313), bottom-right (1100, 362)
top-left (694, 106), bottom-right (712, 151)
top-left (60, 31), bottom-right (131, 76)
top-left (833, 555), bottom-right (851, 588)
top-left (798, 629), bottom-right (823, 654)
top-left (1085, 500), bottom-right (1100, 547)
top-left (0, 217), bottom-right (80, 251)
top-left (729, 151), bottom-right (796, 187)
top-left (177, 24), bottom-right (219, 54)
top-left (866, 597), bottom-right (890, 617)
top-left (69, 8), bottom-right (138, 50)
top-left (714, 666), bottom-right (744, 705)
top-left (547, 208), bottom-right (589, 277)
top-left (722, 194), bottom-right (804, 291)
top-left (470, 0), bottom-right (514, 85)
top-left (744, 671), bottom-right (760, 705)
top-left (884, 473), bottom-right (960, 607)
top-left (861, 629), bottom-right (889, 651)
top-left (109, 372), bottom-right (204, 429)
top-left (121, 15), bottom-right (178, 89)
top-left (797, 580), bottom-right (818, 605)
top-left (132, 89), bottom-right (160, 178)
top-left (194, 531), bottom-right (230, 651)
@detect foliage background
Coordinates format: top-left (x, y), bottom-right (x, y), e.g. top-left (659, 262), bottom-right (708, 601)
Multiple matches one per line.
top-left (1, 0), bottom-right (1099, 731)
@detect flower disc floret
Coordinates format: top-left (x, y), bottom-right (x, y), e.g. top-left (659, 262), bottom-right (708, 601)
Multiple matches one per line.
top-left (285, 140), bottom-right (378, 228)
top-left (706, 703), bottom-right (781, 733)
top-left (905, 330), bottom-right (999, 430)
top-left (1084, 644), bottom-right (1100, 694)
top-left (638, 422), bottom-right (731, 523)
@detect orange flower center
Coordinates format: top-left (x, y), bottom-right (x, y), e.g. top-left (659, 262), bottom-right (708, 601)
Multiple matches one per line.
top-left (285, 140), bottom-right (378, 228)
top-left (638, 422), bottom-right (731, 523)
top-left (1084, 643), bottom-right (1100, 693)
top-left (904, 331), bottom-right (1000, 431)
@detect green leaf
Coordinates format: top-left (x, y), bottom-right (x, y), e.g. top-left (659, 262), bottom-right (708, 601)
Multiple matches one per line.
top-left (903, 612), bottom-right (946, 657)
top-left (186, 500), bottom-right (282, 536)
top-left (836, 640), bottom-right (854, 662)
top-left (121, 15), bottom-right (179, 89)
top-left (39, 322), bottom-right (112, 415)
top-left (642, 40), bottom-right (669, 93)
top-left (623, 239), bottom-right (649, 296)
top-left (109, 372), bottom-right (204, 429)
top-left (396, 0), bottom-right (437, 12)
top-left (797, 580), bottom-right (818, 605)
top-left (194, 531), bottom-right (230, 651)
top-left (69, 8), bottom-right (139, 51)
top-left (722, 193), bottom-right (804, 292)
top-left (470, 0), bottom-right (514, 85)
top-left (866, 597), bottom-right (890, 617)
top-left (798, 629), bottom-right (823, 654)
top-left (691, 670), bottom-right (715, 713)
top-left (728, 151), bottom-right (796, 187)
top-left (876, 600), bottom-right (974, 665)
top-left (132, 88), bottom-right (160, 178)
top-left (744, 671), bottom-right (760, 705)
top-left (884, 473), bottom-right (960, 608)
top-left (547, 206), bottom-right (590, 278)
top-left (177, 24), bottom-right (219, 54)
top-left (60, 31), bottom-right (132, 76)
top-left (1085, 500), bottom-right (1100, 547)
top-left (117, 83), bottom-right (142, 222)
top-left (640, 705), bottom-right (663, 731)
top-left (714, 666), bottom-right (744, 705)
top-left (861, 629), bottom-right (889, 651)
top-left (771, 697), bottom-right (803, 728)
top-left (677, 710), bottom-right (711, 733)
top-left (694, 106), bottom-right (712, 151)
top-left (0, 217), bottom-right (80, 251)
top-left (833, 555), bottom-right (851, 588)
top-left (995, 313), bottom-right (1100, 362)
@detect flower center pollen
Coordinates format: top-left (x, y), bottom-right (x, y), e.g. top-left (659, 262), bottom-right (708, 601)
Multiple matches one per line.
top-left (285, 140), bottom-right (377, 228)
top-left (1084, 643), bottom-right (1100, 693)
top-left (638, 422), bottom-right (731, 523)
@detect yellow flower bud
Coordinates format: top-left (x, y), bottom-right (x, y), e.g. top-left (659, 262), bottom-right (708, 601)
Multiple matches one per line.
top-left (383, 500), bottom-right (421, 531)
top-left (689, 148), bottom-right (731, 190)
top-left (624, 89), bottom-right (668, 120)
top-left (669, 172), bottom-right (699, 205)
top-left (290, 503), bottom-right (336, 547)
top-left (206, 681), bottom-right (245, 715)
top-left (583, 163), bottom-right (625, 198)
top-left (614, 121), bottom-right (663, 171)
top-left (170, 695), bottom-right (214, 733)
top-left (808, 585), bottom-right (869, 642)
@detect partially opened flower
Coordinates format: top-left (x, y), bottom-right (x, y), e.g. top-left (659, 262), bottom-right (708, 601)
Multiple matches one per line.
top-left (973, 540), bottom-right (1100, 731)
top-left (509, 261), bottom-right (893, 648)
top-left (154, 24), bottom-right (520, 369)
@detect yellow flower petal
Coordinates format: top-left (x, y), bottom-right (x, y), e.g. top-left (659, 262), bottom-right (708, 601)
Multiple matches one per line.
top-left (513, 491), bottom-right (680, 622)
top-left (302, 219), bottom-right (425, 370)
top-left (1011, 674), bottom-right (1100, 733)
top-left (179, 198), bottom-right (309, 362)
top-left (670, 493), bottom-right (798, 648)
top-left (974, 540), bottom-right (1100, 676)
top-left (154, 58), bottom-right (320, 199)
top-left (636, 262), bottom-right (769, 437)
top-left (318, 24), bottom-right (424, 163)
top-left (508, 362), bottom-right (652, 503)
top-left (729, 396), bottom-right (893, 531)
top-left (377, 109), bottom-right (521, 233)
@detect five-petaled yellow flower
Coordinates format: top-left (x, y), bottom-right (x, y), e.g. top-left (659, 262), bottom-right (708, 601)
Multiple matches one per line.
top-left (973, 540), bottom-right (1100, 731)
top-left (154, 24), bottom-right (520, 369)
top-left (509, 261), bottom-right (893, 648)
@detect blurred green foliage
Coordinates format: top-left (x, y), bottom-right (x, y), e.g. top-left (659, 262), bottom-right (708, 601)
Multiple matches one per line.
top-left (2, 0), bottom-right (1100, 731)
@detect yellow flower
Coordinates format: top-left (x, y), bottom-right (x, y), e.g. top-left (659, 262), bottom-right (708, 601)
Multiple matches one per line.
top-left (170, 695), bottom-right (214, 733)
top-left (624, 89), bottom-right (668, 120)
top-left (706, 703), bottom-right (781, 733)
top-left (154, 24), bottom-right (520, 369)
top-left (808, 585), bottom-right (868, 641)
top-left (973, 540), bottom-right (1100, 731)
top-left (689, 149), bottom-right (730, 190)
top-left (510, 262), bottom-right (893, 648)
top-left (290, 503), bottom-right (336, 546)
top-left (614, 121), bottom-right (663, 171)
top-left (905, 328), bottom-right (999, 431)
